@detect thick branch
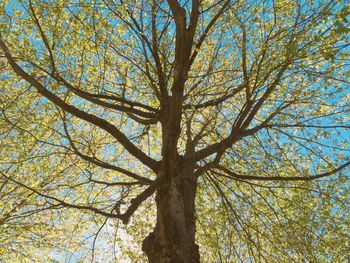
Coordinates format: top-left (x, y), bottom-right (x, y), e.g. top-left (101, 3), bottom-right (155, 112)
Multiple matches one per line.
top-left (0, 35), bottom-right (159, 172)
top-left (62, 118), bottom-right (153, 184)
top-left (119, 185), bottom-right (155, 224)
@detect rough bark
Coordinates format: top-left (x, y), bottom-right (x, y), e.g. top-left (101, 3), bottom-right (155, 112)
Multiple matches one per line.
top-left (142, 3), bottom-right (200, 261)
top-left (142, 159), bottom-right (199, 263)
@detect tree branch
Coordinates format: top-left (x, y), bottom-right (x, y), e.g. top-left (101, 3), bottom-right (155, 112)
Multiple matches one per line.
top-left (0, 35), bottom-right (159, 172)
top-left (62, 116), bottom-right (153, 184)
top-left (216, 162), bottom-right (350, 181)
top-left (0, 171), bottom-right (155, 224)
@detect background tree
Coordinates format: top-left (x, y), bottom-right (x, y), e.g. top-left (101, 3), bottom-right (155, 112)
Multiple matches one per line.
top-left (0, 0), bottom-right (349, 262)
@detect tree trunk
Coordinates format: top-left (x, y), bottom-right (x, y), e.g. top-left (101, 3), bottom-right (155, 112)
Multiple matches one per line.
top-left (142, 162), bottom-right (199, 263)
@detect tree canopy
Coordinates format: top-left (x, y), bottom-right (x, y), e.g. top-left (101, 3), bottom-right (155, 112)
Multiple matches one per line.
top-left (0, 0), bottom-right (349, 262)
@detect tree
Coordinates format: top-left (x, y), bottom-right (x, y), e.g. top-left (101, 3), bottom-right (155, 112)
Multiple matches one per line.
top-left (0, 0), bottom-right (349, 262)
